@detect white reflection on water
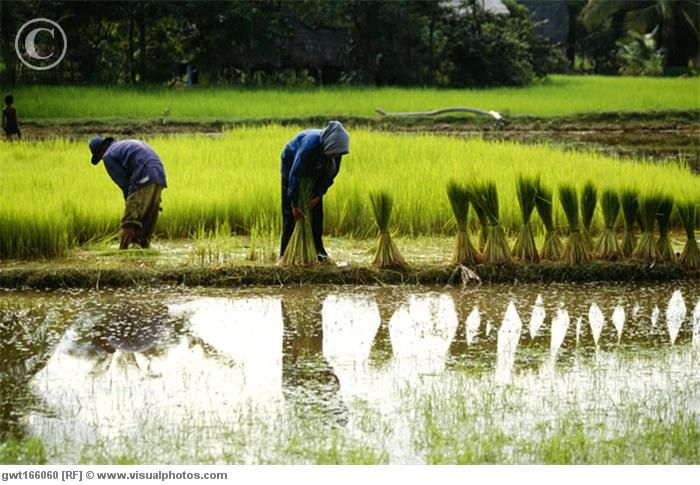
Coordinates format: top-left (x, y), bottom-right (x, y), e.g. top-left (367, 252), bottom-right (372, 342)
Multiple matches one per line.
top-left (588, 303), bottom-right (605, 350)
top-left (495, 302), bottom-right (522, 384)
top-left (651, 305), bottom-right (660, 327)
top-left (693, 300), bottom-right (700, 348)
top-left (28, 297), bottom-right (285, 460)
top-left (575, 316), bottom-right (582, 348)
top-left (666, 290), bottom-right (686, 345)
top-left (529, 294), bottom-right (545, 340)
top-left (389, 294), bottom-right (458, 377)
top-left (612, 306), bottom-right (625, 344)
top-left (466, 306), bottom-right (480, 346)
top-left (322, 295), bottom-right (380, 395)
top-left (550, 307), bottom-right (569, 361)
top-left (17, 285), bottom-right (700, 464)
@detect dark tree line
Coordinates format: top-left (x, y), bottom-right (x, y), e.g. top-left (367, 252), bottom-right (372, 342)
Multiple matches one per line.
top-left (1, 0), bottom-right (567, 87)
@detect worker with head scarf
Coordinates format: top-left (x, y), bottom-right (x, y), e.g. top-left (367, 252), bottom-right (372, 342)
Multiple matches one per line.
top-left (279, 121), bottom-right (350, 262)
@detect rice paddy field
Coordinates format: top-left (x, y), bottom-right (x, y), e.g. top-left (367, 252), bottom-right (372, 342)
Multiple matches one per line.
top-left (1, 126), bottom-right (699, 260)
top-left (1, 283), bottom-right (699, 464)
top-left (12, 75), bottom-right (700, 121)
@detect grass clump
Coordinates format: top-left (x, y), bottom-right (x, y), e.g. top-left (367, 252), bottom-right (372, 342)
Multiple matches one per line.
top-left (470, 182), bottom-right (511, 264)
top-left (512, 176), bottom-right (539, 262)
top-left (677, 201), bottom-right (700, 269)
top-left (446, 182), bottom-right (480, 265)
top-left (655, 196), bottom-right (674, 262)
top-left (535, 181), bottom-right (563, 260)
top-left (370, 192), bottom-right (407, 268)
top-left (596, 190), bottom-right (621, 260)
top-left (620, 190), bottom-right (639, 257)
top-left (581, 181), bottom-right (598, 251)
top-left (280, 179), bottom-right (317, 266)
top-left (559, 185), bottom-right (590, 265)
top-left (633, 195), bottom-right (661, 261)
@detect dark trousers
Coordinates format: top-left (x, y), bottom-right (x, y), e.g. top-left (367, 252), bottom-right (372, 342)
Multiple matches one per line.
top-left (280, 180), bottom-right (327, 259)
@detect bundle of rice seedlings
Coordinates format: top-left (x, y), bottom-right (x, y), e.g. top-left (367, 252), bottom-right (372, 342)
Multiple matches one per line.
top-left (620, 189), bottom-right (639, 257)
top-left (471, 181), bottom-right (511, 263)
top-left (512, 176), bottom-right (539, 262)
top-left (581, 181), bottom-right (598, 251)
top-left (446, 182), bottom-right (480, 265)
top-left (632, 195), bottom-right (661, 261)
top-left (280, 179), bottom-right (317, 266)
top-left (470, 191), bottom-right (489, 252)
top-left (677, 200), bottom-right (700, 269)
top-left (559, 185), bottom-right (590, 265)
top-left (534, 181), bottom-right (563, 260)
top-left (596, 190), bottom-right (621, 260)
top-left (656, 196), bottom-right (674, 262)
top-left (370, 191), bottom-right (407, 268)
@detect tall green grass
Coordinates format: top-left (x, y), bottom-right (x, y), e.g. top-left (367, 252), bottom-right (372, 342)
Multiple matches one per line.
top-left (11, 76), bottom-right (700, 120)
top-left (1, 127), bottom-right (699, 259)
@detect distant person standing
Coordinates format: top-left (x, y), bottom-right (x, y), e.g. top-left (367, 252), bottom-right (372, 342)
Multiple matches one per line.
top-left (280, 121), bottom-right (350, 261)
top-left (3, 95), bottom-right (21, 140)
top-left (88, 137), bottom-right (168, 250)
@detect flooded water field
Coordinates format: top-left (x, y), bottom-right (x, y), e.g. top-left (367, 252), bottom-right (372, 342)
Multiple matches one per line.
top-left (1, 282), bottom-right (699, 464)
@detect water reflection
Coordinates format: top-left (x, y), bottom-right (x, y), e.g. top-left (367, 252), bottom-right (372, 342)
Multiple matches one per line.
top-left (0, 282), bottom-right (698, 463)
top-left (495, 302), bottom-right (522, 384)
top-left (666, 290), bottom-right (686, 345)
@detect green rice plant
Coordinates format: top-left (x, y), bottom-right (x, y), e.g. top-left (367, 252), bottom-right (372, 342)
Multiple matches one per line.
top-left (14, 76), bottom-right (700, 120)
top-left (2, 128), bottom-right (700, 260)
top-left (446, 182), bottom-right (479, 265)
top-left (677, 201), bottom-right (700, 269)
top-left (655, 196), bottom-right (675, 262)
top-left (633, 195), bottom-right (661, 261)
top-left (280, 179), bottom-right (317, 266)
top-left (596, 190), bottom-right (621, 260)
top-left (468, 188), bottom-right (489, 252)
top-left (581, 181), bottom-right (598, 251)
top-left (620, 189), bottom-right (639, 257)
top-left (470, 182), bottom-right (511, 264)
top-left (370, 192), bottom-right (407, 268)
top-left (559, 185), bottom-right (590, 265)
top-left (512, 176), bottom-right (539, 262)
top-left (534, 181), bottom-right (563, 261)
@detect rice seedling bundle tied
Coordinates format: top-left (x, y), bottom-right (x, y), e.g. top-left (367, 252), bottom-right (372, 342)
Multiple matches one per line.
top-left (559, 185), bottom-right (590, 265)
top-left (534, 181), bottom-right (563, 261)
top-left (370, 192), bottom-right (407, 268)
top-left (471, 182), bottom-right (511, 264)
top-left (633, 195), bottom-right (661, 261)
top-left (620, 190), bottom-right (639, 257)
top-left (596, 190), bottom-right (621, 260)
top-left (280, 179), bottom-right (316, 266)
top-left (677, 201), bottom-right (700, 270)
top-left (446, 182), bottom-right (479, 265)
top-left (655, 196), bottom-right (675, 262)
top-left (581, 182), bottom-right (598, 251)
top-left (512, 176), bottom-right (539, 262)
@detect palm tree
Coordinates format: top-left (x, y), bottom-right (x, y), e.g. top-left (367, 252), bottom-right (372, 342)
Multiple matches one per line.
top-left (579, 0), bottom-right (700, 69)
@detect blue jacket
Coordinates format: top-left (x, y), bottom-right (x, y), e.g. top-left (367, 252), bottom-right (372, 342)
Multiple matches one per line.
top-left (103, 140), bottom-right (168, 198)
top-left (281, 130), bottom-right (342, 207)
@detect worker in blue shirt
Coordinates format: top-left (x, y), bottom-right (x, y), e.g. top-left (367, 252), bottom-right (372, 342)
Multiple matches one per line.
top-left (88, 137), bottom-right (168, 250)
top-left (280, 121), bottom-right (350, 261)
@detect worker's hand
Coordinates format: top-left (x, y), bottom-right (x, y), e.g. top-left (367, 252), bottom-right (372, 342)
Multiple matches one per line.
top-left (292, 207), bottom-right (305, 221)
top-left (306, 196), bottom-right (321, 210)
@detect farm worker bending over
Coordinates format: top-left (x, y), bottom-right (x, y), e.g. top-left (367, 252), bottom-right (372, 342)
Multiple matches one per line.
top-left (280, 120), bottom-right (350, 261)
top-left (88, 137), bottom-right (168, 250)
